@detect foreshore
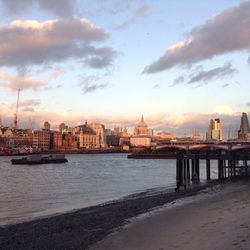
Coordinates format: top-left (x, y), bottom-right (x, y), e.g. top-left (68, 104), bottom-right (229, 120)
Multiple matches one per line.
top-left (91, 178), bottom-right (250, 250)
top-left (0, 181), bottom-right (220, 250)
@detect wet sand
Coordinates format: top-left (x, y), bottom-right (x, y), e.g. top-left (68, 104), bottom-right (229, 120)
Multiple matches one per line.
top-left (0, 183), bottom-right (212, 250)
top-left (90, 179), bottom-right (250, 250)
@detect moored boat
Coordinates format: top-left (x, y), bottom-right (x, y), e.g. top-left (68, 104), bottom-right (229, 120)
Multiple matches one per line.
top-left (11, 154), bottom-right (68, 165)
top-left (127, 153), bottom-right (176, 159)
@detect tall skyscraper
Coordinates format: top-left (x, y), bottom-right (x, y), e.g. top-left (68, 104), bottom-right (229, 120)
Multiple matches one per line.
top-left (238, 112), bottom-right (250, 140)
top-left (206, 118), bottom-right (222, 141)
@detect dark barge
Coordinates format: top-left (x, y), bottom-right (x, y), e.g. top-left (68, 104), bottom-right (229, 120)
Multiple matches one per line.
top-left (11, 154), bottom-right (68, 165)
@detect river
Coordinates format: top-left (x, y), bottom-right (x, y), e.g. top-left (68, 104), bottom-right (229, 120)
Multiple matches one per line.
top-left (0, 153), bottom-right (218, 226)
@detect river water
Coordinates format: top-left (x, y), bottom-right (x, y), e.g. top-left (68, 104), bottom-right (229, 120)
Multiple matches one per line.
top-left (0, 154), bottom-right (218, 226)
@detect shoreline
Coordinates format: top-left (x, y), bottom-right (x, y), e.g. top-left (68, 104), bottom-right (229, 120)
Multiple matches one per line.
top-left (90, 178), bottom-right (250, 250)
top-left (0, 180), bottom-right (221, 250)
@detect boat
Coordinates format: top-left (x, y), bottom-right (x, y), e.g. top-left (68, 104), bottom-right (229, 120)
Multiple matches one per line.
top-left (11, 154), bottom-right (68, 165)
top-left (127, 153), bottom-right (176, 159)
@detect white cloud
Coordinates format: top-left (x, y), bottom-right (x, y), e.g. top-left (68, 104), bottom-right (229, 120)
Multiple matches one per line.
top-left (0, 72), bottom-right (47, 91)
top-left (0, 102), bottom-right (243, 138)
top-left (19, 99), bottom-right (40, 107)
top-left (144, 1), bottom-right (250, 73)
top-left (0, 19), bottom-right (116, 69)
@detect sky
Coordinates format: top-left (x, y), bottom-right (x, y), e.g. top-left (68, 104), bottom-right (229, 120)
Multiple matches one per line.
top-left (0, 0), bottom-right (249, 138)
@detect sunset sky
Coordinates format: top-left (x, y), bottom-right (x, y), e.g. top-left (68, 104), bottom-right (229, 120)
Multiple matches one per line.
top-left (0, 0), bottom-right (249, 137)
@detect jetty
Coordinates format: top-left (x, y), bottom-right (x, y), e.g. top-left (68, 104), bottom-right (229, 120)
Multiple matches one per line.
top-left (129, 143), bottom-right (250, 186)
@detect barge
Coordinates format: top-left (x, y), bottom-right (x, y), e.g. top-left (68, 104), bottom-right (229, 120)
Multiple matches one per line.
top-left (11, 154), bottom-right (68, 165)
top-left (127, 153), bottom-right (176, 159)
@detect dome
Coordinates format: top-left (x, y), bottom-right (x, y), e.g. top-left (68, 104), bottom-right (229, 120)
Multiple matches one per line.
top-left (138, 115), bottom-right (147, 128)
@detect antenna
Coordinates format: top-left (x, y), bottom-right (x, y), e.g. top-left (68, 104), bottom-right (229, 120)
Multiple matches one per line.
top-left (13, 88), bottom-right (21, 129)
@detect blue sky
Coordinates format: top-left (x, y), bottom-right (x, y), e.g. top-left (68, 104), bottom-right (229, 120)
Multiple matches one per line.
top-left (0, 0), bottom-right (249, 137)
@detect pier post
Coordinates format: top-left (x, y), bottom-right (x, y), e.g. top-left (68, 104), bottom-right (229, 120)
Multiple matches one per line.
top-left (223, 160), bottom-right (227, 179)
top-left (183, 158), bottom-right (187, 187)
top-left (187, 159), bottom-right (190, 183)
top-left (218, 159), bottom-right (223, 180)
top-left (206, 158), bottom-right (211, 181)
top-left (191, 159), bottom-right (195, 182)
top-left (233, 156), bottom-right (236, 177)
top-left (176, 156), bottom-right (184, 186)
top-left (228, 159), bottom-right (232, 178)
top-left (244, 160), bottom-right (248, 176)
top-left (180, 158), bottom-right (183, 185)
top-left (195, 158), bottom-right (200, 183)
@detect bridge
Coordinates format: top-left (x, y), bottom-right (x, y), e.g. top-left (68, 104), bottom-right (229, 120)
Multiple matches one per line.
top-left (154, 143), bottom-right (250, 188)
top-left (155, 142), bottom-right (250, 152)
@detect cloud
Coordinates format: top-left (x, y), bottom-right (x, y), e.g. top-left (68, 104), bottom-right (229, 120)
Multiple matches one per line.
top-left (116, 4), bottom-right (150, 29)
top-left (83, 46), bottom-right (118, 68)
top-left (0, 102), bottom-right (244, 138)
top-left (188, 62), bottom-right (237, 84)
top-left (0, 19), bottom-right (116, 69)
top-left (153, 84), bottom-right (160, 89)
top-left (78, 74), bottom-right (108, 94)
top-left (0, 72), bottom-right (47, 91)
top-left (1, 0), bottom-right (77, 17)
top-left (19, 99), bottom-right (40, 107)
top-left (170, 75), bottom-right (185, 87)
top-left (144, 1), bottom-right (250, 73)
top-left (50, 68), bottom-right (66, 79)
top-left (82, 83), bottom-right (108, 94)
top-left (97, 0), bottom-right (133, 14)
top-left (22, 107), bottom-right (35, 112)
top-left (221, 83), bottom-right (230, 88)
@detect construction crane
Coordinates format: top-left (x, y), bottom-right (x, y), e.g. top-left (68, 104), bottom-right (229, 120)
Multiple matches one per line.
top-left (13, 88), bottom-right (21, 129)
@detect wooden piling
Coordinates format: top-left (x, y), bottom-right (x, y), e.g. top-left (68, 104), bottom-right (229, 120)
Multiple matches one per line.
top-left (206, 158), bottom-right (211, 181)
top-left (187, 159), bottom-right (190, 183)
top-left (191, 159), bottom-right (195, 182)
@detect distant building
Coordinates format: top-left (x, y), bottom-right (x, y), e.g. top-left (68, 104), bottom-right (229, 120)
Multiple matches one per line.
top-left (62, 132), bottom-right (78, 149)
top-left (32, 130), bottom-right (51, 150)
top-left (122, 127), bottom-right (129, 137)
top-left (52, 131), bottom-right (63, 149)
top-left (0, 115), bottom-right (3, 128)
top-left (206, 118), bottom-right (222, 141)
top-left (90, 123), bottom-right (105, 148)
top-left (134, 115), bottom-right (152, 136)
top-left (130, 137), bottom-right (151, 147)
top-left (192, 130), bottom-right (202, 141)
top-left (113, 127), bottom-right (123, 136)
top-left (59, 123), bottom-right (68, 133)
top-left (73, 121), bottom-right (102, 149)
top-left (157, 131), bottom-right (174, 141)
top-left (131, 115), bottom-right (153, 147)
top-left (44, 121), bottom-right (50, 131)
top-left (238, 112), bottom-right (250, 140)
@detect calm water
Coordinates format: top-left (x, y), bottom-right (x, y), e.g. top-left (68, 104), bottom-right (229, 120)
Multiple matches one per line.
top-left (0, 154), bottom-right (218, 225)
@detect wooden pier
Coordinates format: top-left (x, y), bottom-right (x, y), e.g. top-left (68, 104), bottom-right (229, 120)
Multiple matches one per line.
top-left (128, 143), bottom-right (250, 188)
top-left (176, 149), bottom-right (250, 187)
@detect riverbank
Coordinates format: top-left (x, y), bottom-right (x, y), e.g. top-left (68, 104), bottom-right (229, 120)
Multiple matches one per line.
top-left (0, 181), bottom-right (219, 250)
top-left (90, 178), bottom-right (250, 250)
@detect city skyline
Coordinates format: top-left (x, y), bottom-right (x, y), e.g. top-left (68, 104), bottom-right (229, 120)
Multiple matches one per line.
top-left (0, 0), bottom-right (249, 135)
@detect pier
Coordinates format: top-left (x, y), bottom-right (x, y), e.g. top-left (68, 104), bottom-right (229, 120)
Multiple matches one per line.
top-left (172, 144), bottom-right (250, 186)
top-left (129, 143), bottom-right (250, 187)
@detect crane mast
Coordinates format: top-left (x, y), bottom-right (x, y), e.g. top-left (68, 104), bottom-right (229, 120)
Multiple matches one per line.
top-left (13, 88), bottom-right (20, 129)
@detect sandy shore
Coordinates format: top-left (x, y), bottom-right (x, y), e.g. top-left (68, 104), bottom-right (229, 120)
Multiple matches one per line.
top-left (0, 183), bottom-right (213, 250)
top-left (90, 179), bottom-right (250, 250)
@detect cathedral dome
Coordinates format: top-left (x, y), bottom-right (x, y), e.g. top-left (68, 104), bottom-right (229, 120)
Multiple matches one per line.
top-left (138, 115), bottom-right (147, 128)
